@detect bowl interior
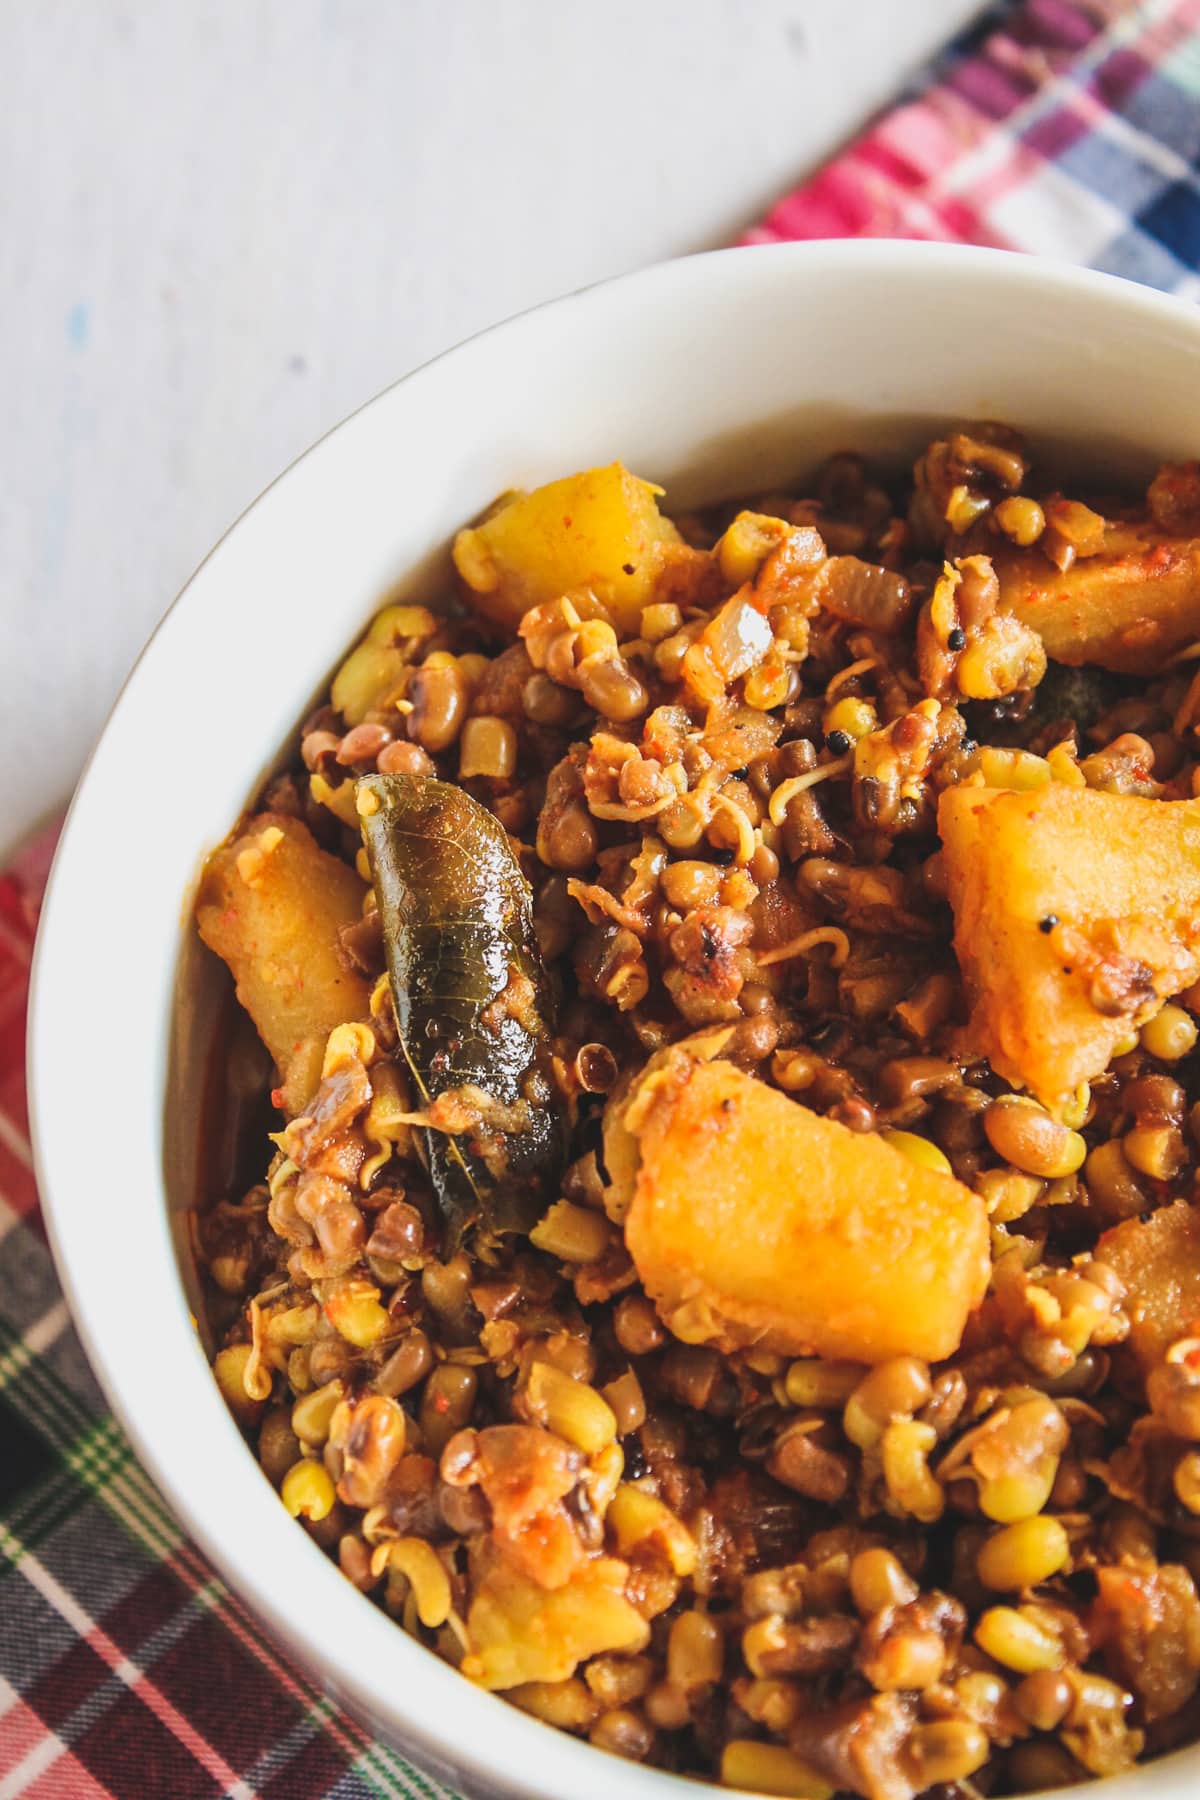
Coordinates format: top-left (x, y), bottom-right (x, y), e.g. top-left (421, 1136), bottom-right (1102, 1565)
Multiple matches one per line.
top-left (31, 242), bottom-right (1200, 1800)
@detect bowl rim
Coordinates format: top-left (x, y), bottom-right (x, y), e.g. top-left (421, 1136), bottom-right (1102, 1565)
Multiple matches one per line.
top-left (28, 237), bottom-right (1200, 1800)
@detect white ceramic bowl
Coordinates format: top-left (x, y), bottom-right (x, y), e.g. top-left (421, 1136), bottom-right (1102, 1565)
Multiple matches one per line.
top-left (30, 241), bottom-right (1200, 1800)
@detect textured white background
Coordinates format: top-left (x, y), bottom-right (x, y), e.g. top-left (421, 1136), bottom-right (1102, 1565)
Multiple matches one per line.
top-left (1, 0), bottom-right (982, 855)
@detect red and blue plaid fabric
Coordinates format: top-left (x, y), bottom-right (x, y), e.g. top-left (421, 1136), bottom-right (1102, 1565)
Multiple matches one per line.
top-left (7, 0), bottom-right (1200, 1792)
top-left (748, 0), bottom-right (1200, 294)
top-left (0, 828), bottom-right (444, 1798)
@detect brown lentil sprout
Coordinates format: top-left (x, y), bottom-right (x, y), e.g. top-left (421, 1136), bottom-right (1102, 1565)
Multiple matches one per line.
top-left (338, 1532), bottom-right (375, 1590)
top-left (1015, 1667), bottom-right (1074, 1731)
top-left (258, 1408), bottom-right (302, 1486)
top-left (436, 1477), bottom-right (490, 1536)
top-left (406, 662), bottom-right (466, 752)
top-left (538, 798), bottom-right (599, 872)
top-left (1008, 1741), bottom-right (1088, 1791)
top-left (905, 1718), bottom-right (989, 1785)
top-left (767, 1420), bottom-right (852, 1503)
top-left (588, 1707), bottom-right (654, 1760)
top-left (301, 728), bottom-right (341, 771)
top-left (421, 1254), bottom-right (475, 1331)
top-left (374, 1329), bottom-right (434, 1397)
top-left (613, 1294), bottom-right (666, 1356)
top-left (586, 1653), bottom-right (654, 1708)
top-left (644, 1681), bottom-right (691, 1731)
top-left (1084, 1139), bottom-right (1147, 1223)
top-left (376, 738), bottom-right (436, 776)
top-left (420, 1365), bottom-right (477, 1458)
top-left (522, 671), bottom-right (578, 725)
top-left (984, 1097), bottom-right (1086, 1179)
top-left (579, 659), bottom-right (647, 722)
top-left (337, 722), bottom-right (393, 766)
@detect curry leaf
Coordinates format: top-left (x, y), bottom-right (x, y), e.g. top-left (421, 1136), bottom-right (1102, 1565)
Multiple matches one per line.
top-left (358, 773), bottom-right (565, 1243)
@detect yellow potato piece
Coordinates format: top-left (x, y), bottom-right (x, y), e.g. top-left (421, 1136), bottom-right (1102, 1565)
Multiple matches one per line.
top-left (618, 1053), bottom-right (989, 1365)
top-left (196, 813), bottom-right (370, 1110)
top-left (939, 784), bottom-right (1200, 1107)
top-left (463, 1547), bottom-right (649, 1691)
top-left (452, 462), bottom-right (683, 634)
top-left (997, 524), bottom-right (1200, 675)
top-left (1100, 1201), bottom-right (1200, 1370)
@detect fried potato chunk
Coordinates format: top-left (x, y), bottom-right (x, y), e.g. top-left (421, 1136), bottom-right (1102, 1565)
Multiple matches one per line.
top-left (997, 523), bottom-right (1200, 675)
top-left (1099, 1200), bottom-right (1200, 1370)
top-left (939, 784), bottom-right (1200, 1108)
top-left (452, 462), bottom-right (684, 635)
top-left (463, 1544), bottom-right (649, 1691)
top-left (614, 1051), bottom-right (989, 1365)
top-left (196, 813), bottom-right (370, 1110)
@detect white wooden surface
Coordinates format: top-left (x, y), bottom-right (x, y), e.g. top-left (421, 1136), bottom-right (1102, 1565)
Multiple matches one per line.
top-left (0, 0), bottom-right (982, 855)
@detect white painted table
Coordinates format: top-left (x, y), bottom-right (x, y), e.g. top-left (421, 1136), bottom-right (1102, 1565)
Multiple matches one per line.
top-left (0, 0), bottom-right (982, 854)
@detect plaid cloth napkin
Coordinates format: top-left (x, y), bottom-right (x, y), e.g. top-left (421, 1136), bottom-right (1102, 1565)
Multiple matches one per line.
top-left (8, 1), bottom-right (1200, 1793)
